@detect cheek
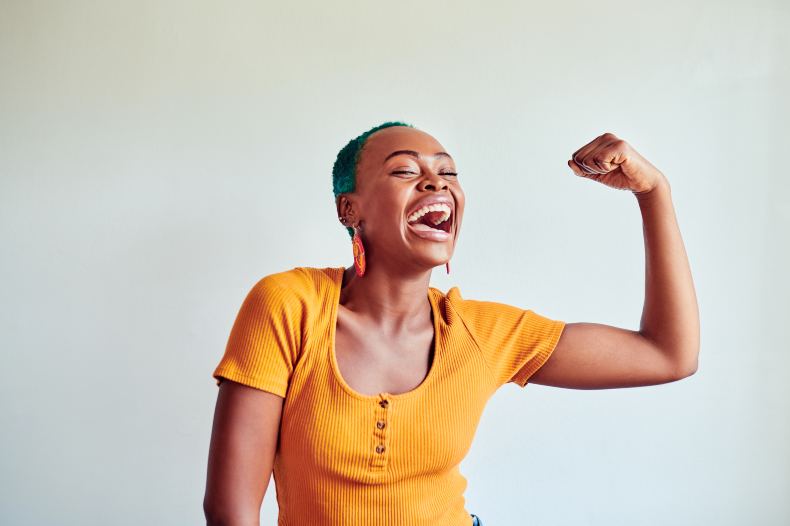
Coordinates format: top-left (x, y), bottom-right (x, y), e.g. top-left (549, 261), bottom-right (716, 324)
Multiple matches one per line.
top-left (454, 203), bottom-right (465, 228)
top-left (367, 200), bottom-right (408, 235)
top-left (454, 192), bottom-right (466, 218)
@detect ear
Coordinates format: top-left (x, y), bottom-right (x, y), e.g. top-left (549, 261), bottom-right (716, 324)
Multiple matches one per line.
top-left (336, 194), bottom-right (360, 227)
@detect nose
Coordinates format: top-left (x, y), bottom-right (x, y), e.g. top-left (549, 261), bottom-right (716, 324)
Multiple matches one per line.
top-left (418, 170), bottom-right (449, 192)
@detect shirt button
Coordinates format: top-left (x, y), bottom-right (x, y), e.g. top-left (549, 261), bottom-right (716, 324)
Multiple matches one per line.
top-left (375, 445), bottom-right (385, 454)
top-left (379, 399), bottom-right (389, 408)
top-left (376, 420), bottom-right (386, 429)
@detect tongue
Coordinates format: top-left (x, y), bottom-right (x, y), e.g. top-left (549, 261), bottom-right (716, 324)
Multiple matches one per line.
top-left (421, 211), bottom-right (446, 225)
top-left (411, 211), bottom-right (447, 232)
top-left (411, 222), bottom-right (442, 232)
top-left (420, 210), bottom-right (444, 225)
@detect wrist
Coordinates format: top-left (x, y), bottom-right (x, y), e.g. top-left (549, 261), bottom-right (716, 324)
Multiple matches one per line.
top-left (633, 175), bottom-right (671, 203)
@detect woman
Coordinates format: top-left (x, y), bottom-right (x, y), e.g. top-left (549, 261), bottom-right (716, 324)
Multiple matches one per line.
top-left (203, 121), bottom-right (700, 525)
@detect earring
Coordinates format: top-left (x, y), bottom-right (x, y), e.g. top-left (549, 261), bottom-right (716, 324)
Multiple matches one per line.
top-left (445, 261), bottom-right (450, 275)
top-left (352, 225), bottom-right (366, 277)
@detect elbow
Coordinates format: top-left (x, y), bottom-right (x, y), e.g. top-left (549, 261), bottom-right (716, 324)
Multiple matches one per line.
top-left (675, 363), bottom-right (697, 380)
top-left (672, 353), bottom-right (699, 380)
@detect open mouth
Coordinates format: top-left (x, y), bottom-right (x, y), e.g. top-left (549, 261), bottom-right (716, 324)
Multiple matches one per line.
top-left (406, 203), bottom-right (453, 234)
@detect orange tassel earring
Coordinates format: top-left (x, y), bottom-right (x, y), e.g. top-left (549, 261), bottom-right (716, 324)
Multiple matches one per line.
top-left (352, 226), bottom-right (366, 277)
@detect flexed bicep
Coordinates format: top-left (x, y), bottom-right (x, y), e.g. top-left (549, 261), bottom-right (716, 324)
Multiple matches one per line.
top-left (528, 322), bottom-right (693, 389)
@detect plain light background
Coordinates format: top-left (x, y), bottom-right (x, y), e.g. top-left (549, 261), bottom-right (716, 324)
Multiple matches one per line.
top-left (1, 0), bottom-right (788, 524)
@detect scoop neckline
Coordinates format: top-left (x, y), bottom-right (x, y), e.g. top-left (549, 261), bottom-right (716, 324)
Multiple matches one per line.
top-left (326, 266), bottom-right (442, 402)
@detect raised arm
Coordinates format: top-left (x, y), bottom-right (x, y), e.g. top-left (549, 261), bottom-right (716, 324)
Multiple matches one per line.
top-left (204, 380), bottom-right (284, 525)
top-left (529, 133), bottom-right (700, 389)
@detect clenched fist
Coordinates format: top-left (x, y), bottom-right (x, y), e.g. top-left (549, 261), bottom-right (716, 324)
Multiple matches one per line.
top-left (568, 132), bottom-right (667, 195)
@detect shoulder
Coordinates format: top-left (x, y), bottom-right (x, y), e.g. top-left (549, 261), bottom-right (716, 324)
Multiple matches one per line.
top-left (435, 285), bottom-right (558, 339)
top-left (438, 285), bottom-right (524, 318)
top-left (429, 285), bottom-right (517, 335)
top-left (245, 266), bottom-right (339, 309)
top-left (252, 266), bottom-right (330, 291)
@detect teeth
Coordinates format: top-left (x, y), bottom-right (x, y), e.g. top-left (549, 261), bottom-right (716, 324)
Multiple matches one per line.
top-left (407, 203), bottom-right (452, 224)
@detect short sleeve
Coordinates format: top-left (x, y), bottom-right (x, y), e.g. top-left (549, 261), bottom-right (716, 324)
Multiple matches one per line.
top-left (212, 274), bottom-right (306, 397)
top-left (451, 291), bottom-right (566, 388)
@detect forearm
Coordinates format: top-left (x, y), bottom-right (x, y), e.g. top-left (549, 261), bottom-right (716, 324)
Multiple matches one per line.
top-left (635, 177), bottom-right (700, 374)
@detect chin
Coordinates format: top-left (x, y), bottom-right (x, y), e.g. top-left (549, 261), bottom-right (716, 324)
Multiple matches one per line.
top-left (410, 248), bottom-right (453, 271)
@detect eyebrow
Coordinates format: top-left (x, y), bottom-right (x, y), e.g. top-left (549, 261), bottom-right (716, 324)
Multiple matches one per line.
top-left (383, 150), bottom-right (453, 163)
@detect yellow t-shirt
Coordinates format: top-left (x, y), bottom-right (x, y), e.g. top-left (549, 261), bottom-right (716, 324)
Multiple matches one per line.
top-left (212, 266), bottom-right (566, 526)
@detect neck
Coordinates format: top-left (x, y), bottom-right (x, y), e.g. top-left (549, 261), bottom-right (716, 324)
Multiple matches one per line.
top-left (340, 263), bottom-right (433, 331)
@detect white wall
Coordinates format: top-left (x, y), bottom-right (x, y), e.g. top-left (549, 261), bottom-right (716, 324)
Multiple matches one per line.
top-left (1, 1), bottom-right (788, 524)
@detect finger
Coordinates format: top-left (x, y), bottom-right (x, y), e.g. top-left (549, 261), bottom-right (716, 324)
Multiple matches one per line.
top-left (571, 132), bottom-right (611, 160)
top-left (572, 151), bottom-right (602, 173)
top-left (571, 134), bottom-right (602, 160)
top-left (576, 133), bottom-right (623, 174)
top-left (568, 158), bottom-right (599, 178)
top-left (590, 138), bottom-right (628, 173)
top-left (585, 137), bottom-right (623, 173)
top-left (581, 159), bottom-right (605, 174)
top-left (575, 156), bottom-right (605, 175)
top-left (572, 134), bottom-right (609, 174)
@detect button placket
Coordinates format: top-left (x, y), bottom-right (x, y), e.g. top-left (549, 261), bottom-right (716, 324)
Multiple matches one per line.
top-left (370, 395), bottom-right (390, 470)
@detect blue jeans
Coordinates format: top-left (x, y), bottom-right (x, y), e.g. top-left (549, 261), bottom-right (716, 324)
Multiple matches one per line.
top-left (471, 513), bottom-right (483, 525)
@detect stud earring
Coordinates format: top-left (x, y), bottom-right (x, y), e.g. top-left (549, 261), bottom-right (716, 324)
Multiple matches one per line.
top-left (352, 225), bottom-right (366, 277)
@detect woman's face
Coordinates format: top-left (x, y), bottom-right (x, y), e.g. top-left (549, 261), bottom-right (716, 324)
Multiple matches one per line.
top-left (337, 126), bottom-right (465, 274)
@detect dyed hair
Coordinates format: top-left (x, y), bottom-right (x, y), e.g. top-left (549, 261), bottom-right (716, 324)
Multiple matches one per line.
top-left (332, 120), bottom-right (416, 237)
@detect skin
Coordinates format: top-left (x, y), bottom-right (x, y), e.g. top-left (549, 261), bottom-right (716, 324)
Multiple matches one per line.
top-left (203, 127), bottom-right (700, 524)
top-left (537, 133), bottom-right (701, 388)
top-left (333, 126), bottom-right (466, 396)
top-left (204, 381), bottom-right (282, 526)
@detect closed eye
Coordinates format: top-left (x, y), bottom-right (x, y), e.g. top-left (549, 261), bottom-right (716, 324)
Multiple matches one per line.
top-left (391, 171), bottom-right (458, 176)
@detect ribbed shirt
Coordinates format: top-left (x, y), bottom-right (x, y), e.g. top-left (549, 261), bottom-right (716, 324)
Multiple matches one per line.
top-left (212, 266), bottom-right (566, 525)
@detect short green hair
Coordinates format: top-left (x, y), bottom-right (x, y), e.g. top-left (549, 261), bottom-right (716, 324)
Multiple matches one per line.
top-left (333, 120), bottom-right (416, 237)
